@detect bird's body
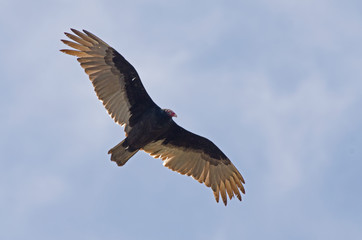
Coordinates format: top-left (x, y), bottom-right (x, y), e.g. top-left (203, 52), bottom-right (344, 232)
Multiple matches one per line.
top-left (61, 29), bottom-right (245, 205)
top-left (126, 107), bottom-right (172, 150)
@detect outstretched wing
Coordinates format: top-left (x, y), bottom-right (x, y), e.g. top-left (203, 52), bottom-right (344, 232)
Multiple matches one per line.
top-left (60, 29), bottom-right (157, 132)
top-left (142, 121), bottom-right (245, 205)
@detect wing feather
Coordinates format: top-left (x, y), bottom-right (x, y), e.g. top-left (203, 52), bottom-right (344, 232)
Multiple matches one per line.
top-left (219, 181), bottom-right (227, 205)
top-left (143, 122), bottom-right (245, 205)
top-left (199, 161), bottom-right (210, 183)
top-left (229, 176), bottom-right (242, 201)
top-left (60, 49), bottom-right (89, 57)
top-left (77, 57), bottom-right (98, 63)
top-left (70, 28), bottom-right (99, 45)
top-left (61, 28), bottom-right (157, 132)
top-left (225, 179), bottom-right (234, 200)
top-left (192, 158), bottom-right (204, 181)
top-left (80, 61), bottom-right (104, 68)
top-left (64, 32), bottom-right (94, 47)
top-left (61, 40), bottom-right (90, 51)
top-left (213, 187), bottom-right (220, 203)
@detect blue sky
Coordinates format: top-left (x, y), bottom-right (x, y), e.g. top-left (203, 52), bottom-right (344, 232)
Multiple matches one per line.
top-left (1, 0), bottom-right (362, 239)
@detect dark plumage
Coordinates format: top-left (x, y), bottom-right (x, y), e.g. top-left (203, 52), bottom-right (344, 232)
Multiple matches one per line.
top-left (61, 29), bottom-right (245, 205)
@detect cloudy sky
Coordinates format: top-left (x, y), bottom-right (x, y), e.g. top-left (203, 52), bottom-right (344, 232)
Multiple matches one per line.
top-left (1, 0), bottom-right (362, 239)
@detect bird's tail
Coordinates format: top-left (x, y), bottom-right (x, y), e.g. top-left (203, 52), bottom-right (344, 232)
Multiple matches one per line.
top-left (108, 139), bottom-right (138, 166)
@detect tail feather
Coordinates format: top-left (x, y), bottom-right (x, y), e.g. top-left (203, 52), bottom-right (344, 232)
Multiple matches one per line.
top-left (108, 139), bottom-right (138, 166)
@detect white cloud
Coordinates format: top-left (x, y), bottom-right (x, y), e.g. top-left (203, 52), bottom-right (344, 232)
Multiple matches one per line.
top-left (236, 72), bottom-right (355, 196)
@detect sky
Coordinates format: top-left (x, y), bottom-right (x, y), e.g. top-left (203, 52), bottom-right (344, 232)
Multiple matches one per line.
top-left (1, 0), bottom-right (362, 239)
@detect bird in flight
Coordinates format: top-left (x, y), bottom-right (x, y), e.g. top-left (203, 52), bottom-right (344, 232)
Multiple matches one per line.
top-left (60, 29), bottom-right (245, 205)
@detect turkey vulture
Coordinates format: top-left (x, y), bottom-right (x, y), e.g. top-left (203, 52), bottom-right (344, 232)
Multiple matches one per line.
top-left (60, 29), bottom-right (245, 205)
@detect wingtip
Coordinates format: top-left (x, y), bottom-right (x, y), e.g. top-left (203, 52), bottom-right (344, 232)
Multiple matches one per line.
top-left (240, 175), bottom-right (245, 184)
top-left (70, 28), bottom-right (82, 36)
top-left (237, 194), bottom-right (242, 201)
top-left (221, 194), bottom-right (228, 206)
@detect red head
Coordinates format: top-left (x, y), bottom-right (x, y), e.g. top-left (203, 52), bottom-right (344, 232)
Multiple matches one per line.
top-left (163, 109), bottom-right (177, 118)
